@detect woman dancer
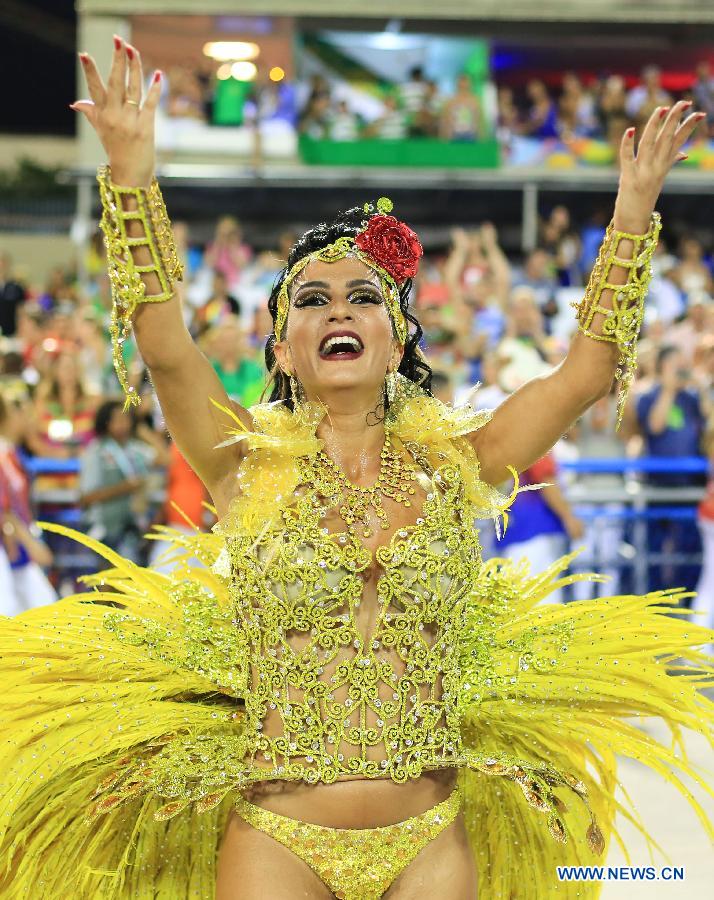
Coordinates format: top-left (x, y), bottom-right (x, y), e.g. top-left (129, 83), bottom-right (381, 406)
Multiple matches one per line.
top-left (0, 38), bottom-right (712, 900)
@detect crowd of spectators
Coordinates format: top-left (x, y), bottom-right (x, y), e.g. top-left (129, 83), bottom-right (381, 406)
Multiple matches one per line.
top-left (152, 55), bottom-right (714, 157)
top-left (299, 68), bottom-right (485, 142)
top-left (141, 54), bottom-right (298, 130)
top-left (155, 61), bottom-right (488, 142)
top-left (0, 204), bottom-right (712, 628)
top-left (413, 208), bottom-right (712, 613)
top-left (497, 62), bottom-right (714, 150)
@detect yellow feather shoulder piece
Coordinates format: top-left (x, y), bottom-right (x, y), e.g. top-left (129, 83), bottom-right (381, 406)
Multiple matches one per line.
top-left (387, 379), bottom-right (516, 528)
top-left (212, 398), bottom-right (326, 538)
top-left (388, 387), bottom-right (493, 445)
top-left (212, 379), bottom-right (520, 538)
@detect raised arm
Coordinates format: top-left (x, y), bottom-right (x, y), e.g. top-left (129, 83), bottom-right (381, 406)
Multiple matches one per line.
top-left (71, 37), bottom-right (251, 501)
top-left (445, 230), bottom-right (485, 361)
top-left (471, 101), bottom-right (705, 485)
top-left (478, 223), bottom-right (511, 306)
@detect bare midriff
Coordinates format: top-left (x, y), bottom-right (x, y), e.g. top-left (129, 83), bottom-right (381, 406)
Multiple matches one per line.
top-left (236, 767), bottom-right (459, 829)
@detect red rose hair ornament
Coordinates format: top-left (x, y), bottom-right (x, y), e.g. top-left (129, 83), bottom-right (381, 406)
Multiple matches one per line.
top-left (355, 198), bottom-right (423, 284)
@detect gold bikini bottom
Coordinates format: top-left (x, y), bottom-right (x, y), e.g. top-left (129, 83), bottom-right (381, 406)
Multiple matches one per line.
top-left (233, 784), bottom-right (463, 900)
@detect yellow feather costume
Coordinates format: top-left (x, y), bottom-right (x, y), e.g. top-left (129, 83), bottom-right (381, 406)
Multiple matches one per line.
top-left (0, 388), bottom-right (712, 899)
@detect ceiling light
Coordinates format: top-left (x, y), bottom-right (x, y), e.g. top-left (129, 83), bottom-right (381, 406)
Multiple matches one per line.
top-left (203, 41), bottom-right (260, 62)
top-left (269, 66), bottom-right (285, 82)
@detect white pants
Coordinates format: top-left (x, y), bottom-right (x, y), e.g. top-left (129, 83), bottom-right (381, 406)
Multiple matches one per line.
top-left (0, 547), bottom-right (17, 616)
top-left (0, 555), bottom-right (57, 616)
top-left (501, 533), bottom-right (568, 604)
top-left (572, 505), bottom-right (624, 601)
top-left (693, 520), bottom-right (714, 647)
top-left (13, 562), bottom-right (57, 611)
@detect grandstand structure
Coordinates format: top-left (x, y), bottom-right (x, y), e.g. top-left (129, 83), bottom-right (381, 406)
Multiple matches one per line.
top-left (67, 0), bottom-right (714, 260)
top-left (79, 0), bottom-right (714, 24)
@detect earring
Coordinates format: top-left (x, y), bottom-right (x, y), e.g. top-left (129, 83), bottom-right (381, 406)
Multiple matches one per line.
top-left (289, 373), bottom-right (305, 405)
top-left (386, 369), bottom-right (397, 405)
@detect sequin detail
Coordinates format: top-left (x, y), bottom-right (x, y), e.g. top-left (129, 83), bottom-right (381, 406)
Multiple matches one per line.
top-left (224, 448), bottom-right (483, 787)
top-left (573, 212), bottom-right (661, 427)
top-left (97, 165), bottom-right (183, 409)
top-left (233, 786), bottom-right (462, 900)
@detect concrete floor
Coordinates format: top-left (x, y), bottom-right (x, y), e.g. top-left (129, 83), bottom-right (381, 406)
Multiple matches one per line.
top-left (601, 718), bottom-right (713, 899)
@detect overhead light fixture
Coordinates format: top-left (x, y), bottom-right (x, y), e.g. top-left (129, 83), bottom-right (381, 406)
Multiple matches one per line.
top-left (203, 41), bottom-right (260, 62)
top-left (231, 61), bottom-right (257, 81)
top-left (217, 63), bottom-right (233, 80)
top-left (269, 66), bottom-right (285, 82)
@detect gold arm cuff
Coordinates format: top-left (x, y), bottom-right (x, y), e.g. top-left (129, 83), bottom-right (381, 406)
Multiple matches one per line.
top-left (97, 165), bottom-right (184, 407)
top-left (572, 211), bottom-right (661, 428)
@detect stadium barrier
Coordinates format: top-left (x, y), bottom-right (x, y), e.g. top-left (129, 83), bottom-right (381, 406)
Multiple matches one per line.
top-left (24, 455), bottom-right (707, 596)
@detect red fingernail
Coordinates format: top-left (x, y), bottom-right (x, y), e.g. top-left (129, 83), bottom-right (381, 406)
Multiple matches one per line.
top-left (114, 36), bottom-right (121, 50)
top-left (79, 52), bottom-right (88, 64)
top-left (659, 107), bottom-right (669, 118)
top-left (153, 70), bottom-right (162, 84)
top-left (680, 154), bottom-right (689, 161)
top-left (126, 45), bottom-right (134, 60)
top-left (627, 127), bottom-right (635, 137)
top-left (696, 112), bottom-right (707, 119)
top-left (683, 100), bottom-right (693, 107)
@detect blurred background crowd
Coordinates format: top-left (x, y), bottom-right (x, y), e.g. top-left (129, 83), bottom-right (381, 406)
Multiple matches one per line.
top-left (159, 58), bottom-right (714, 150)
top-left (1, 200), bottom-right (713, 618)
top-left (62, 17), bottom-right (714, 172)
top-left (1, 4), bottom-right (712, 636)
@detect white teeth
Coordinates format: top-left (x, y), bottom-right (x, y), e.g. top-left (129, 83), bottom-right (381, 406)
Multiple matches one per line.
top-left (321, 335), bottom-right (363, 354)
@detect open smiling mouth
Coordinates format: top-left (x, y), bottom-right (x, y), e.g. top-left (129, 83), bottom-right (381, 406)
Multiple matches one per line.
top-left (318, 332), bottom-right (365, 360)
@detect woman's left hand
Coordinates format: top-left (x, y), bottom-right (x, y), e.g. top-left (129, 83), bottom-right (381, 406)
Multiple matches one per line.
top-left (614, 100), bottom-right (705, 232)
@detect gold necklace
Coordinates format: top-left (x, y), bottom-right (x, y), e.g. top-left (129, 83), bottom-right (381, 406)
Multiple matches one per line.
top-left (303, 431), bottom-right (418, 538)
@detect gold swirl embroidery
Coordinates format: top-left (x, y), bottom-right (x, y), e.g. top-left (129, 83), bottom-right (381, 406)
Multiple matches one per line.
top-left (221, 450), bottom-right (484, 785)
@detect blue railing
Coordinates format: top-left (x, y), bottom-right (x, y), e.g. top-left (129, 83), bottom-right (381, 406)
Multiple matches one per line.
top-left (24, 455), bottom-right (710, 477)
top-left (22, 457), bottom-right (80, 476)
top-left (559, 457), bottom-right (708, 474)
top-left (26, 453), bottom-right (707, 595)
top-left (573, 506), bottom-right (698, 521)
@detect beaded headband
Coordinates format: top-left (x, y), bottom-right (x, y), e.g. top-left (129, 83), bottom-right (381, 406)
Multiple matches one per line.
top-left (275, 198), bottom-right (423, 345)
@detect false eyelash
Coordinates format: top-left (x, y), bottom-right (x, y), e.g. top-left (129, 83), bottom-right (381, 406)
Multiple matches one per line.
top-left (293, 293), bottom-right (329, 308)
top-left (294, 291), bottom-right (384, 309)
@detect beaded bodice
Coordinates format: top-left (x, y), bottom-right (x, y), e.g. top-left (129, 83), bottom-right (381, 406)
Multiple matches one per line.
top-left (91, 389), bottom-right (610, 849)
top-left (221, 438), bottom-right (487, 786)
top-left (199, 385), bottom-right (513, 789)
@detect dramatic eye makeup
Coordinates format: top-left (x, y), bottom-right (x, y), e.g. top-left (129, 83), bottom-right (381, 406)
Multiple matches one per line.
top-left (347, 279), bottom-right (384, 304)
top-left (292, 278), bottom-right (384, 308)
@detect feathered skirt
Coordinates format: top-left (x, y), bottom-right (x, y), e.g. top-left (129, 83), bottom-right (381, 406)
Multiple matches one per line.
top-left (0, 524), bottom-right (712, 899)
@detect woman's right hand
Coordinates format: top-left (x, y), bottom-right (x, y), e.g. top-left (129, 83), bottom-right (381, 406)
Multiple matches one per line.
top-left (71, 35), bottom-right (162, 188)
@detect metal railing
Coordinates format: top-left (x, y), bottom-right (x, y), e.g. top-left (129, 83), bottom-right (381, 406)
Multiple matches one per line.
top-left (25, 454), bottom-right (708, 596)
top-left (559, 457), bottom-right (706, 596)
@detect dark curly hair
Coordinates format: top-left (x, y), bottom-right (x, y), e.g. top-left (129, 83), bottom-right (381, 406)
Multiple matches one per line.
top-left (264, 206), bottom-right (432, 409)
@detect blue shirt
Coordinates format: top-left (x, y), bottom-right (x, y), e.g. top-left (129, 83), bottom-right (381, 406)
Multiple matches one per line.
top-left (636, 387), bottom-right (704, 486)
top-left (497, 461), bottom-right (565, 546)
top-left (472, 305), bottom-right (506, 349)
top-left (466, 305), bottom-right (506, 382)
